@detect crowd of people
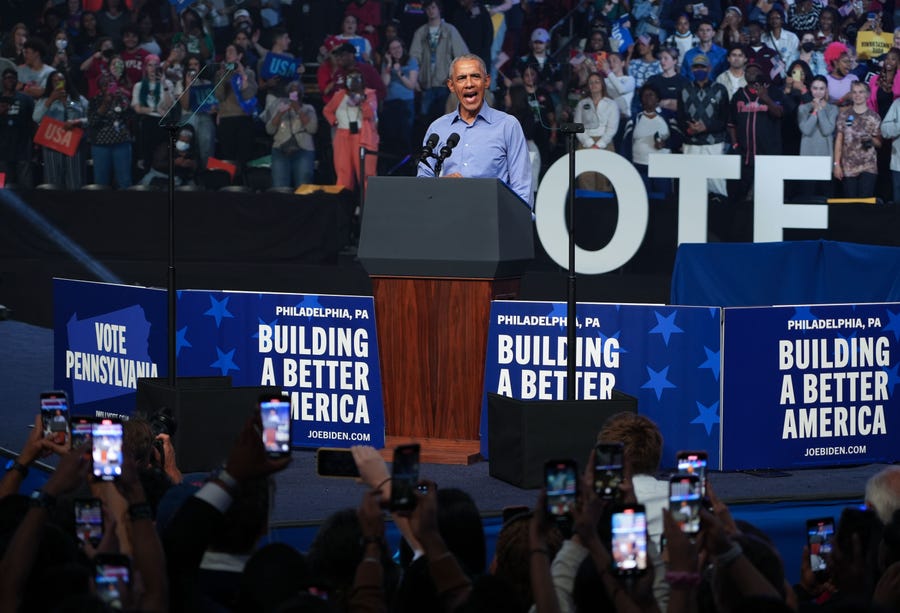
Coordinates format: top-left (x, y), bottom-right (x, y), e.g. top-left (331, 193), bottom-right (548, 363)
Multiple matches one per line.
top-left (4, 0), bottom-right (900, 202)
top-left (2, 409), bottom-right (900, 612)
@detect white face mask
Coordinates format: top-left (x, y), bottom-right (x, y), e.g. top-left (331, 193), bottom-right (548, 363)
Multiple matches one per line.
top-left (56, 39), bottom-right (68, 50)
top-left (175, 140), bottom-right (190, 152)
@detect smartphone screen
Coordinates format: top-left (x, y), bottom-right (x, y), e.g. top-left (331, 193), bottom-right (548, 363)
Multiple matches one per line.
top-left (676, 451), bottom-right (708, 496)
top-left (316, 448), bottom-right (360, 478)
top-left (545, 459), bottom-right (578, 519)
top-left (259, 394), bottom-right (292, 458)
top-left (594, 442), bottom-right (624, 499)
top-left (40, 391), bottom-right (70, 447)
top-left (669, 475), bottom-right (701, 534)
top-left (75, 497), bottom-right (103, 547)
top-left (390, 444), bottom-right (420, 512)
top-left (91, 419), bottom-right (123, 481)
top-left (611, 505), bottom-right (648, 575)
top-left (71, 416), bottom-right (93, 449)
top-left (807, 517), bottom-right (835, 574)
top-left (94, 554), bottom-right (130, 608)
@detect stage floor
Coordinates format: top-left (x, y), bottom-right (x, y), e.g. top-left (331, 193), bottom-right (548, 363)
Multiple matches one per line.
top-left (0, 319), bottom-right (889, 525)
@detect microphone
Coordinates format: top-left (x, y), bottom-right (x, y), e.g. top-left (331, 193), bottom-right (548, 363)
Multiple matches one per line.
top-left (438, 132), bottom-right (460, 160)
top-left (418, 133), bottom-right (439, 165)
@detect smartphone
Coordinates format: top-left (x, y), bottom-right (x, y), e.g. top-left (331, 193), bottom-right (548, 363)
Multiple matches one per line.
top-left (594, 442), bottom-right (624, 500)
top-left (94, 553), bottom-right (131, 609)
top-left (71, 416), bottom-right (94, 449)
top-left (610, 504), bottom-right (649, 575)
top-left (389, 444), bottom-right (420, 512)
top-left (40, 391), bottom-right (70, 447)
top-left (316, 447), bottom-right (360, 478)
top-left (806, 517), bottom-right (835, 576)
top-left (74, 497), bottom-right (103, 547)
top-left (91, 418), bottom-right (123, 481)
top-left (669, 474), bottom-right (702, 535)
top-left (545, 459), bottom-right (578, 521)
top-left (676, 450), bottom-right (708, 497)
top-left (259, 394), bottom-right (292, 458)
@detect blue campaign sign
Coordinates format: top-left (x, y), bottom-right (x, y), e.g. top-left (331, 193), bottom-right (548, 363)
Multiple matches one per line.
top-left (482, 301), bottom-right (722, 467)
top-left (259, 52), bottom-right (299, 80)
top-left (175, 289), bottom-right (385, 449)
top-left (54, 281), bottom-right (385, 449)
top-left (722, 304), bottom-right (900, 470)
top-left (54, 279), bottom-right (167, 418)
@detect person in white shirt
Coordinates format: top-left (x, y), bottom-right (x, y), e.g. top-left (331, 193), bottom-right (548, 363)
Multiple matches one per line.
top-left (716, 44), bottom-right (748, 100)
top-left (604, 52), bottom-right (636, 122)
top-left (574, 71), bottom-right (620, 191)
top-left (626, 84), bottom-right (672, 196)
top-left (761, 8), bottom-right (798, 77)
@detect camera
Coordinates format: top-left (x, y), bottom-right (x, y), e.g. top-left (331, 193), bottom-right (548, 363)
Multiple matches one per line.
top-left (147, 406), bottom-right (177, 438)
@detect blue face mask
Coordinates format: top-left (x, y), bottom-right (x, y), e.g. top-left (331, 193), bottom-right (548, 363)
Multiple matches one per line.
top-left (692, 68), bottom-right (709, 82)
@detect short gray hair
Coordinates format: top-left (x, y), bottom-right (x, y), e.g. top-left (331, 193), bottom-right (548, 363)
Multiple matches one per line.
top-left (448, 54), bottom-right (488, 80)
top-left (865, 466), bottom-right (900, 524)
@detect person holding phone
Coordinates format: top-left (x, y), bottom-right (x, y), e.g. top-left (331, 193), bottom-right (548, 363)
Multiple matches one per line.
top-left (130, 54), bottom-right (174, 173)
top-left (263, 79), bottom-right (318, 188)
top-left (87, 72), bottom-right (136, 188)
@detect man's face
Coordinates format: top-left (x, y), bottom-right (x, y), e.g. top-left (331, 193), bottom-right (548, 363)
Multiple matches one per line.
top-left (748, 24), bottom-right (762, 45)
top-left (532, 38), bottom-right (547, 54)
top-left (697, 24), bottom-right (714, 43)
top-left (123, 31), bottom-right (138, 49)
top-left (2, 72), bottom-right (16, 93)
top-left (728, 49), bottom-right (746, 68)
top-left (676, 16), bottom-right (690, 33)
top-left (448, 57), bottom-right (490, 116)
top-left (426, 2), bottom-right (441, 19)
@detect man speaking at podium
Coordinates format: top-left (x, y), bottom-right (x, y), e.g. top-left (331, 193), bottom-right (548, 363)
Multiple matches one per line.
top-left (416, 54), bottom-right (534, 208)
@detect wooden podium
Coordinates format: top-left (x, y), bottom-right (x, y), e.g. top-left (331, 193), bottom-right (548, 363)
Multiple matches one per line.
top-left (358, 178), bottom-right (534, 463)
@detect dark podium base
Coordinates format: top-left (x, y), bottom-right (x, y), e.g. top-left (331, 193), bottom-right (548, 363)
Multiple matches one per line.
top-left (487, 391), bottom-right (638, 489)
top-left (135, 377), bottom-right (281, 473)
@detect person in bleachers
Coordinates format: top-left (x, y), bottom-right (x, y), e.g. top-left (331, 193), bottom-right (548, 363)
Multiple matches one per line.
top-left (33, 70), bottom-right (88, 189)
top-left (816, 7), bottom-right (846, 48)
top-left (624, 83), bottom-right (674, 196)
top-left (834, 80), bottom-right (882, 197)
top-left (79, 37), bottom-right (115, 98)
top-left (574, 71), bottom-right (620, 191)
top-left (797, 75), bottom-right (837, 197)
top-left (135, 12), bottom-right (162, 57)
top-left (131, 53), bottom-right (174, 172)
top-left (120, 24), bottom-right (149, 90)
top-left (746, 21), bottom-right (782, 84)
top-left (139, 124), bottom-right (199, 187)
top-left (450, 0), bottom-right (494, 81)
top-left (17, 38), bottom-right (55, 99)
top-left (345, 0), bottom-right (383, 59)
top-left (762, 8), bottom-right (799, 77)
top-left (2, 23), bottom-right (28, 65)
top-left (797, 31), bottom-right (828, 77)
top-left (628, 34), bottom-right (663, 91)
top-left (379, 36), bottom-right (419, 162)
top-left (172, 8), bottom-right (214, 63)
top-left (782, 59), bottom-right (813, 157)
top-left (410, 0), bottom-right (470, 122)
top-left (263, 79), bottom-right (318, 188)
top-left (515, 28), bottom-right (561, 94)
top-left (716, 44), bottom-right (748, 100)
top-left (48, 30), bottom-right (75, 77)
top-left (87, 72), bottom-right (135, 188)
top-left (521, 63), bottom-right (559, 173)
top-left (825, 41), bottom-right (859, 105)
top-left (682, 20), bottom-right (727, 80)
top-left (665, 13), bottom-right (698, 62)
top-left (605, 51), bottom-right (636, 144)
top-left (789, 0), bottom-right (822, 34)
top-left (646, 46), bottom-right (687, 123)
top-left (95, 0), bottom-right (132, 41)
top-left (323, 14), bottom-right (374, 64)
top-left (0, 68), bottom-right (35, 188)
top-left (716, 6), bottom-right (746, 49)
top-left (73, 12), bottom-right (102, 64)
top-left (215, 44), bottom-right (259, 174)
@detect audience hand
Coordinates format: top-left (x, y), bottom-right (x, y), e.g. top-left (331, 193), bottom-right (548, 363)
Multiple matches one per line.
top-left (224, 410), bottom-right (291, 483)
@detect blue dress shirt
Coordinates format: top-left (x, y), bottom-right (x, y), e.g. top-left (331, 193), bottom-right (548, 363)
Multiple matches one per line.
top-left (417, 103), bottom-right (534, 208)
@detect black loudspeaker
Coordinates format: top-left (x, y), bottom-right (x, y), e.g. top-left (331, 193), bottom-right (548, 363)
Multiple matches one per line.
top-left (135, 377), bottom-right (282, 473)
top-left (487, 391), bottom-right (638, 489)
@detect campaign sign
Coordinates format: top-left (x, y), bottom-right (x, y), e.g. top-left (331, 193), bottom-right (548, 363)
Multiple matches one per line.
top-left (34, 117), bottom-right (84, 157)
top-left (722, 304), bottom-right (900, 470)
top-left (482, 301), bottom-right (722, 467)
top-left (259, 52), bottom-right (299, 80)
top-left (54, 279), bottom-right (167, 419)
top-left (175, 289), bottom-right (385, 449)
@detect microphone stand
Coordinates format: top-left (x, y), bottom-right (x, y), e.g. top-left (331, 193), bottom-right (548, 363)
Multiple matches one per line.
top-left (558, 121), bottom-right (584, 400)
top-left (165, 122), bottom-right (177, 386)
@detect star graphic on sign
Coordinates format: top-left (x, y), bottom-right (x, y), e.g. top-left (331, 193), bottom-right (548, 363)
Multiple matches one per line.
top-left (548, 302), bottom-right (568, 329)
top-left (295, 294), bottom-right (322, 316)
top-left (882, 309), bottom-right (900, 341)
top-left (252, 316), bottom-right (278, 340)
top-left (884, 362), bottom-right (900, 395)
top-left (691, 401), bottom-right (720, 436)
top-left (641, 365), bottom-right (677, 400)
top-left (598, 329), bottom-right (628, 356)
top-left (175, 326), bottom-right (192, 357)
top-left (790, 306), bottom-right (816, 327)
top-left (210, 346), bottom-right (240, 376)
top-left (708, 307), bottom-right (718, 318)
top-left (649, 311), bottom-right (683, 346)
top-left (698, 346), bottom-right (720, 381)
top-left (204, 295), bottom-right (235, 328)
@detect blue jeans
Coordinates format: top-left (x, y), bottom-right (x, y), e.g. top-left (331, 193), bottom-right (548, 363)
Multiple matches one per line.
top-left (91, 142), bottom-right (132, 188)
top-left (271, 148), bottom-right (315, 188)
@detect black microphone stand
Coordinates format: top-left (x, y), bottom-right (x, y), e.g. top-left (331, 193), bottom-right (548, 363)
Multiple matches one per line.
top-left (164, 121), bottom-right (178, 386)
top-left (558, 121), bottom-right (584, 400)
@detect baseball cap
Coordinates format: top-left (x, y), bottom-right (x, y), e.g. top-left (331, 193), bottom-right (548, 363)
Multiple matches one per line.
top-left (531, 28), bottom-right (550, 43)
top-left (233, 8), bottom-right (250, 22)
top-left (691, 54), bottom-right (710, 67)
